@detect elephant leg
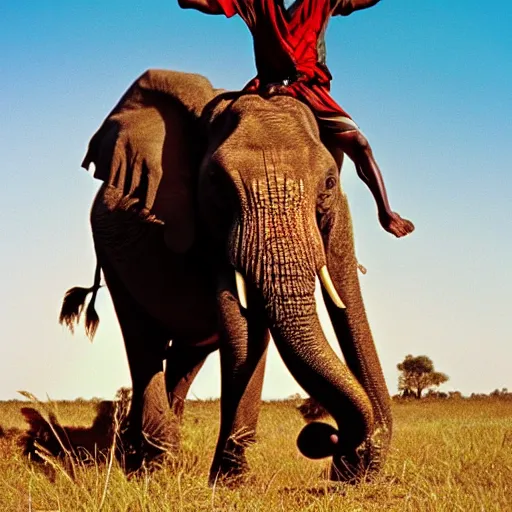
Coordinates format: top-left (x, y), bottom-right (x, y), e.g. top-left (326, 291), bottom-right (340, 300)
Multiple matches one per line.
top-left (209, 277), bottom-right (270, 485)
top-left (319, 192), bottom-right (393, 479)
top-left (165, 338), bottom-right (219, 421)
top-left (100, 258), bottom-right (179, 472)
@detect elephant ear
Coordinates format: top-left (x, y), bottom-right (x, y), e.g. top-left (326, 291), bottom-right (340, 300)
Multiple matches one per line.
top-left (82, 69), bottom-right (221, 253)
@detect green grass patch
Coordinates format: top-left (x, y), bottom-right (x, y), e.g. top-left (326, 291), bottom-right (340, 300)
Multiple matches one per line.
top-left (0, 399), bottom-right (511, 511)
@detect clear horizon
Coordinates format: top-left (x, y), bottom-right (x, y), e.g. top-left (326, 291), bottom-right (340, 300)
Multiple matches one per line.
top-left (1, 1), bottom-right (510, 401)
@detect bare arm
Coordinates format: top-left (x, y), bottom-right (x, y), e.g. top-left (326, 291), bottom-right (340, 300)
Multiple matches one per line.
top-left (349, 0), bottom-right (381, 11)
top-left (178, 0), bottom-right (223, 14)
top-left (335, 0), bottom-right (381, 16)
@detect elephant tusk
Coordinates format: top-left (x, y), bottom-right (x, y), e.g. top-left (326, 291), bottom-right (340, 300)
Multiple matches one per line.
top-left (318, 266), bottom-right (346, 309)
top-left (234, 270), bottom-right (248, 310)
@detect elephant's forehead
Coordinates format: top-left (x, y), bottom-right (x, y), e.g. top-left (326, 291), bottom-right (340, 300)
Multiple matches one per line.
top-left (238, 111), bottom-right (317, 143)
top-left (231, 93), bottom-right (315, 122)
top-left (214, 143), bottom-right (326, 174)
top-left (228, 95), bottom-right (319, 139)
top-left (212, 96), bottom-right (333, 176)
top-left (218, 119), bottom-right (326, 164)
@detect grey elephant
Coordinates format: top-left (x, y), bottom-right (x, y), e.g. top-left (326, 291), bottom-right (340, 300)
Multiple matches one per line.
top-left (60, 69), bottom-right (392, 484)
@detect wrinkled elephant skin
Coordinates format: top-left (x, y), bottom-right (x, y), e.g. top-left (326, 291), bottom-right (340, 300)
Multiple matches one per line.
top-left (60, 69), bottom-right (392, 484)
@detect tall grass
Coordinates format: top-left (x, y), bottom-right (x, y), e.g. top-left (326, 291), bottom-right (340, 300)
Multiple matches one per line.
top-left (0, 399), bottom-right (511, 511)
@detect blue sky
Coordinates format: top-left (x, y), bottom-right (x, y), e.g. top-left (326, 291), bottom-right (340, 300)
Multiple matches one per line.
top-left (0, 1), bottom-right (510, 401)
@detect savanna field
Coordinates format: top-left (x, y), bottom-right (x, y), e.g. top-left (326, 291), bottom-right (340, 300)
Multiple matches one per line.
top-left (0, 398), bottom-right (511, 512)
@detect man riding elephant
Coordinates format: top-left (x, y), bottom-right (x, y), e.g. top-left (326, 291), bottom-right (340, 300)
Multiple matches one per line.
top-left (55, 65), bottom-right (393, 483)
top-left (179, 0), bottom-right (415, 238)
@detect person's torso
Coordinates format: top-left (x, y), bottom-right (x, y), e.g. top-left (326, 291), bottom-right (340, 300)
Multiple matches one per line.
top-left (246, 0), bottom-right (332, 82)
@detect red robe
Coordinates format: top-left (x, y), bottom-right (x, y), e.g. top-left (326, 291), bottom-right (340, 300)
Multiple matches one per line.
top-left (216, 0), bottom-right (357, 120)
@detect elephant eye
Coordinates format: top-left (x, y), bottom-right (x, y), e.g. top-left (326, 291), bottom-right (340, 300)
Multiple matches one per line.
top-left (325, 176), bottom-right (337, 190)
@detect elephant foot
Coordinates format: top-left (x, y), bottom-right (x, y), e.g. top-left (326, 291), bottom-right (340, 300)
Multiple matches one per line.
top-left (118, 423), bottom-right (181, 477)
top-left (122, 435), bottom-right (180, 476)
top-left (141, 372), bottom-right (181, 460)
top-left (124, 447), bottom-right (191, 480)
top-left (329, 452), bottom-right (366, 484)
top-left (209, 472), bottom-right (247, 489)
top-left (122, 450), bottom-right (144, 478)
top-left (208, 442), bottom-right (251, 488)
top-left (119, 384), bottom-right (182, 476)
top-left (330, 425), bottom-right (390, 483)
top-left (208, 467), bottom-right (254, 489)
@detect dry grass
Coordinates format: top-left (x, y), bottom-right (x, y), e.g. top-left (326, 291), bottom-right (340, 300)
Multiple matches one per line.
top-left (0, 398), bottom-right (511, 511)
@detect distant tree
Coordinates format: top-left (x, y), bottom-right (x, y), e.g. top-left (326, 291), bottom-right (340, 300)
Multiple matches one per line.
top-left (115, 387), bottom-right (132, 410)
top-left (425, 390), bottom-right (448, 399)
top-left (490, 388), bottom-right (511, 399)
top-left (397, 355), bottom-right (449, 399)
top-left (470, 392), bottom-right (488, 400)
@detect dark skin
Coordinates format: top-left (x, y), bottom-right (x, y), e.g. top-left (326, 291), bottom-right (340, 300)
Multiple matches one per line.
top-left (178, 0), bottom-right (222, 13)
top-left (179, 0), bottom-right (415, 238)
top-left (336, 129), bottom-right (415, 238)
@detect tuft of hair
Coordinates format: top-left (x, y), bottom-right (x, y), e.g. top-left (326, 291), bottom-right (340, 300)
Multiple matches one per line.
top-left (297, 397), bottom-right (330, 422)
top-left (59, 286), bottom-right (93, 334)
top-left (60, 262), bottom-right (102, 339)
top-left (85, 298), bottom-right (100, 341)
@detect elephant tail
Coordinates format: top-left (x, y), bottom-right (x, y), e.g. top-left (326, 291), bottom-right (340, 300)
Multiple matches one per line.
top-left (59, 261), bottom-right (102, 341)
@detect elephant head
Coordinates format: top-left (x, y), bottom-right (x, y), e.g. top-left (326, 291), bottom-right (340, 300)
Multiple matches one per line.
top-left (67, 69), bottom-right (391, 483)
top-left (191, 91), bottom-right (392, 480)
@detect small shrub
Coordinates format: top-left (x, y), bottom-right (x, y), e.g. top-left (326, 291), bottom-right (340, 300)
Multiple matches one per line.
top-left (297, 397), bottom-right (329, 421)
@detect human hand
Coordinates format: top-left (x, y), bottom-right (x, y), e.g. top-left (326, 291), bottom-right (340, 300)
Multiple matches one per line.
top-left (379, 211), bottom-right (415, 238)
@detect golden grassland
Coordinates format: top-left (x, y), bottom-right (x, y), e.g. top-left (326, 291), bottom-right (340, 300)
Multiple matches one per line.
top-left (0, 398), bottom-right (511, 512)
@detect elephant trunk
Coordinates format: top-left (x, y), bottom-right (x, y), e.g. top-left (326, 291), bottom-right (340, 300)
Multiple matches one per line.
top-left (320, 189), bottom-right (393, 477)
top-left (232, 176), bottom-right (376, 479)
top-left (269, 297), bottom-right (375, 454)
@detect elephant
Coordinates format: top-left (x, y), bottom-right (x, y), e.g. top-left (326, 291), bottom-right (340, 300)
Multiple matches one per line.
top-left (59, 69), bottom-right (392, 484)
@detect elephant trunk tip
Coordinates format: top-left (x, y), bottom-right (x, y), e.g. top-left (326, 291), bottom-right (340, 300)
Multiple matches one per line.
top-left (297, 420), bottom-right (388, 483)
top-left (297, 421), bottom-right (339, 460)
